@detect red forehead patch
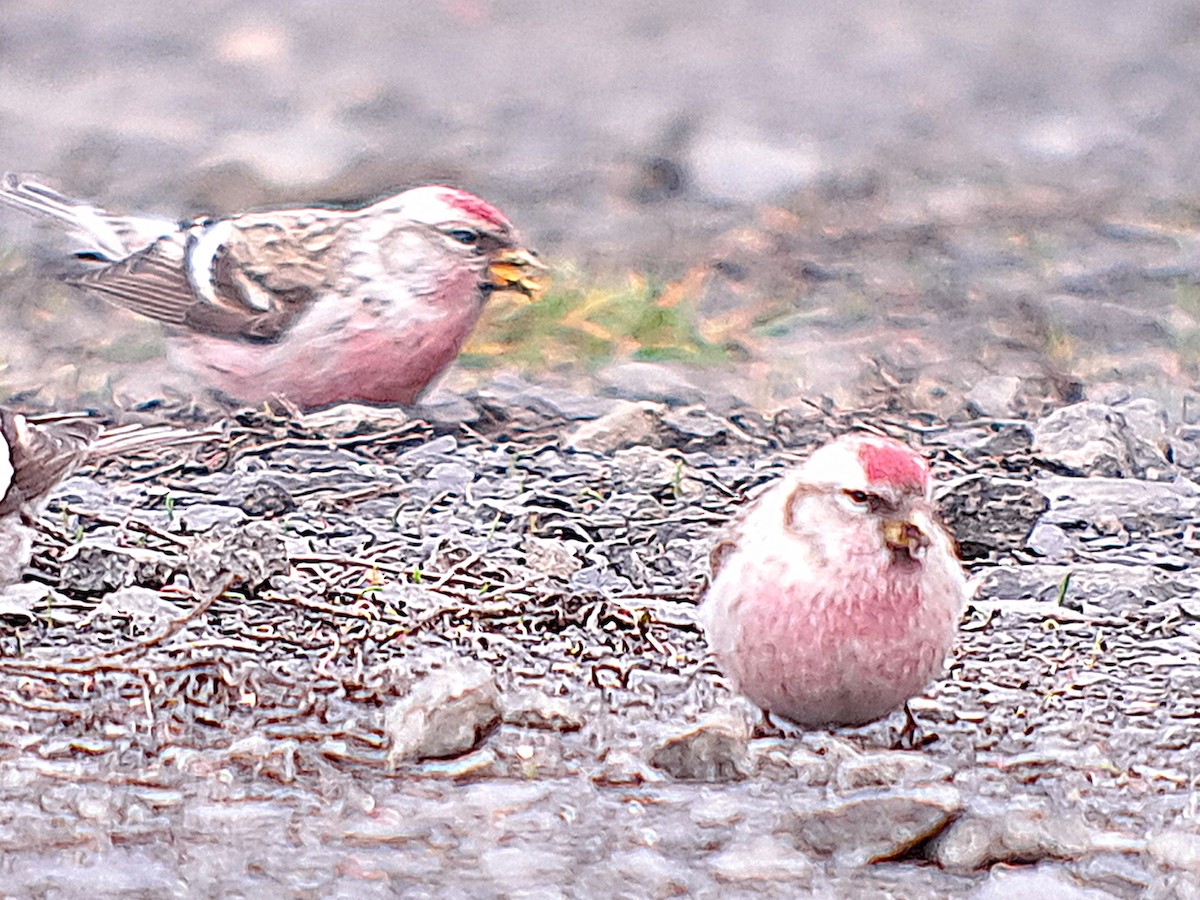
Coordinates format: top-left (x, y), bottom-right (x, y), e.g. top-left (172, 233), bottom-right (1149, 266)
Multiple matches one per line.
top-left (436, 187), bottom-right (510, 229)
top-left (856, 439), bottom-right (928, 491)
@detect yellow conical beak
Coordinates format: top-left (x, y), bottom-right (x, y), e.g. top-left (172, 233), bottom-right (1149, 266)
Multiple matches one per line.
top-left (883, 519), bottom-right (928, 554)
top-left (488, 248), bottom-right (550, 300)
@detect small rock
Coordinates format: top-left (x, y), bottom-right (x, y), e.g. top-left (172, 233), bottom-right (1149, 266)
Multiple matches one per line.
top-left (689, 792), bottom-right (748, 828)
top-left (833, 752), bottom-right (954, 792)
top-left (1148, 830), bottom-right (1200, 873)
top-left (413, 748), bottom-right (498, 780)
top-left (187, 522), bottom-right (289, 599)
top-left (967, 865), bottom-right (1121, 900)
top-left (0, 582), bottom-right (54, 624)
top-left (385, 657), bottom-right (501, 763)
top-left (298, 403), bottom-right (409, 437)
top-left (1032, 401), bottom-right (1170, 477)
top-left (937, 475), bottom-right (1048, 560)
top-left (592, 748), bottom-right (663, 787)
top-left (522, 536), bottom-right (583, 579)
top-left (82, 586), bottom-right (181, 634)
top-left (236, 478), bottom-right (296, 516)
top-left (709, 834), bottom-right (815, 885)
top-left (1025, 522), bottom-right (1071, 559)
top-left (927, 805), bottom-right (1098, 871)
top-left (396, 434), bottom-right (459, 464)
top-left (787, 785), bottom-right (962, 866)
top-left (648, 713), bottom-right (751, 781)
top-left (177, 504), bottom-right (249, 532)
top-left (60, 543), bottom-right (180, 594)
top-left (966, 375), bottom-right (1023, 418)
top-left (566, 401), bottom-right (665, 453)
top-left (414, 390), bottom-right (480, 425)
top-left (502, 689), bottom-right (585, 732)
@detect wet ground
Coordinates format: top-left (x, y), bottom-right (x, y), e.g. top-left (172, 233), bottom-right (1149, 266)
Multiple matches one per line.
top-left (1, 1), bottom-right (1200, 897)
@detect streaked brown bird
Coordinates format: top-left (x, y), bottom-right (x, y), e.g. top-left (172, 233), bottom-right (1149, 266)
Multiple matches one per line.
top-left (0, 174), bottom-right (547, 409)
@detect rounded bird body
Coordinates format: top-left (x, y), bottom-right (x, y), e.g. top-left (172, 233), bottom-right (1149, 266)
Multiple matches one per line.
top-left (702, 433), bottom-right (968, 727)
top-left (0, 175), bottom-right (547, 409)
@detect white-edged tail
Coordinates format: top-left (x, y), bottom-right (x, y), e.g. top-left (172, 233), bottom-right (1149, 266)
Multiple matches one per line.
top-left (0, 173), bottom-right (175, 263)
top-left (86, 420), bottom-right (222, 461)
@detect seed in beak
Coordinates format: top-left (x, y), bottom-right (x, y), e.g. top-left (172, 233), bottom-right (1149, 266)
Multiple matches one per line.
top-left (883, 519), bottom-right (928, 554)
top-left (488, 248), bottom-right (550, 299)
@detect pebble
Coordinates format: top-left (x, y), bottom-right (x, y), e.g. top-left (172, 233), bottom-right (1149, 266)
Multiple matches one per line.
top-left (186, 521), bottom-right (289, 600)
top-left (385, 657), bottom-right (502, 764)
top-left (566, 400), bottom-right (665, 453)
top-left (648, 713), bottom-right (751, 782)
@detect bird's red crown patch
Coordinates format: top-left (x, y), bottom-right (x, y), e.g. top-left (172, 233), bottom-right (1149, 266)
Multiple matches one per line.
top-left (856, 440), bottom-right (928, 491)
top-left (437, 188), bottom-right (510, 228)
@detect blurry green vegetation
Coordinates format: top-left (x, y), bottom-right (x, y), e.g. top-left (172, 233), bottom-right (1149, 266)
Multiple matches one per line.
top-left (462, 265), bottom-right (731, 371)
top-left (1171, 283), bottom-right (1200, 375)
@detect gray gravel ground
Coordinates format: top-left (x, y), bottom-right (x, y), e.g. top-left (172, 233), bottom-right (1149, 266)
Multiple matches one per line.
top-left (1, 2), bottom-right (1200, 897)
top-left (0, 391), bottom-right (1192, 897)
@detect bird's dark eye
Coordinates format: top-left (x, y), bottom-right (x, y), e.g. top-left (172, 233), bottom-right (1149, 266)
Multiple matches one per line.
top-left (449, 228), bottom-right (479, 245)
top-left (843, 490), bottom-right (870, 505)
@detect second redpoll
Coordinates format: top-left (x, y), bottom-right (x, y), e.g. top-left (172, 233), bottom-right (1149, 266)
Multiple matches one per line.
top-left (701, 433), bottom-right (969, 727)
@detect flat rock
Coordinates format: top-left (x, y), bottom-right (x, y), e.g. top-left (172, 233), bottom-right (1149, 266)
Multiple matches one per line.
top-left (967, 865), bottom-right (1122, 900)
top-left (1033, 401), bottom-right (1171, 478)
top-left (833, 751), bottom-right (954, 793)
top-left (786, 785), bottom-right (962, 866)
top-left (596, 361), bottom-right (706, 406)
top-left (974, 563), bottom-right (1193, 613)
top-left (928, 805), bottom-right (1105, 871)
top-left (1037, 474), bottom-right (1200, 533)
top-left (708, 834), bottom-right (815, 885)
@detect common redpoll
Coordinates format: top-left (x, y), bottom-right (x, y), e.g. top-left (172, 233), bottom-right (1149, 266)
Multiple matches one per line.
top-left (0, 409), bottom-right (210, 587)
top-left (701, 433), bottom-right (969, 727)
top-left (0, 174), bottom-right (547, 409)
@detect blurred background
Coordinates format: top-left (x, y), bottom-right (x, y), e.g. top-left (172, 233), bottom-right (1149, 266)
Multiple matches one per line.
top-left (2, 0), bottom-right (1200, 417)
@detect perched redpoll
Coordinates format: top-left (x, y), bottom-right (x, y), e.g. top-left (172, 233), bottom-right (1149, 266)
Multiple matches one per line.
top-left (0, 174), bottom-right (547, 409)
top-left (701, 433), bottom-right (969, 727)
top-left (0, 409), bottom-right (209, 587)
